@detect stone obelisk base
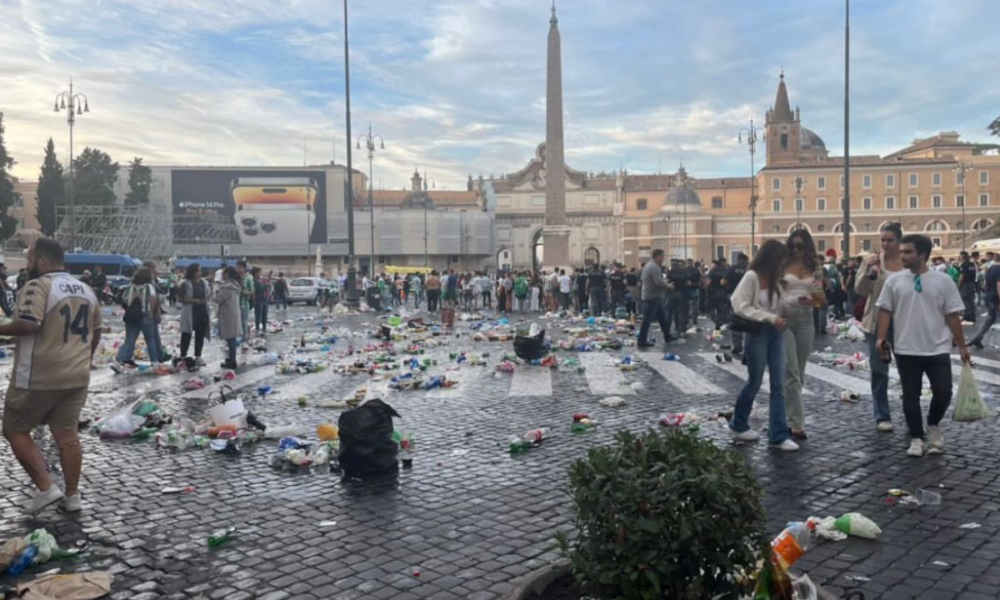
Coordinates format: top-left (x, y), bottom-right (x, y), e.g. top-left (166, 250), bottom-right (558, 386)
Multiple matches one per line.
top-left (543, 226), bottom-right (571, 271)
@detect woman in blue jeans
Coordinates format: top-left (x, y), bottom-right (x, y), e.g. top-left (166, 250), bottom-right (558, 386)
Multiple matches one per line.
top-left (728, 240), bottom-right (799, 451)
top-left (114, 267), bottom-right (161, 369)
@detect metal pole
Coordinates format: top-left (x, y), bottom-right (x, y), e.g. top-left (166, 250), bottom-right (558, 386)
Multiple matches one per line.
top-left (424, 197), bottom-right (428, 267)
top-left (368, 125), bottom-right (375, 275)
top-left (68, 87), bottom-right (75, 250)
top-left (750, 139), bottom-right (756, 255)
top-left (343, 0), bottom-right (356, 279)
top-left (843, 0), bottom-right (851, 257)
top-left (961, 163), bottom-right (968, 251)
top-left (795, 176), bottom-right (803, 229)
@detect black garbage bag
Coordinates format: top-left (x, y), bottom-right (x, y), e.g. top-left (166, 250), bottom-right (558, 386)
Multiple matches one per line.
top-left (513, 329), bottom-right (548, 361)
top-left (338, 399), bottom-right (401, 478)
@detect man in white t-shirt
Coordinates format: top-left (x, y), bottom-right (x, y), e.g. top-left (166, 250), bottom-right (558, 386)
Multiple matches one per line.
top-left (558, 269), bottom-right (572, 311)
top-left (876, 234), bottom-right (970, 458)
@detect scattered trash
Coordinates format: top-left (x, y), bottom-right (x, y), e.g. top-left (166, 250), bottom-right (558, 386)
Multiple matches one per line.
top-left (771, 521), bottom-right (815, 570)
top-left (833, 513), bottom-right (882, 539)
top-left (901, 488), bottom-right (942, 507)
top-left (13, 571), bottom-right (113, 600)
top-left (959, 522), bottom-right (982, 530)
top-left (599, 396), bottom-right (626, 408)
top-left (839, 391), bottom-right (860, 403)
top-left (931, 560), bottom-right (951, 568)
top-left (658, 412), bottom-right (701, 427)
top-left (207, 527), bottom-right (236, 548)
top-left (162, 486), bottom-right (195, 494)
top-left (509, 427), bottom-right (550, 454)
top-left (319, 521), bottom-right (338, 528)
top-left (571, 414), bottom-right (598, 433)
top-left (844, 575), bottom-right (871, 582)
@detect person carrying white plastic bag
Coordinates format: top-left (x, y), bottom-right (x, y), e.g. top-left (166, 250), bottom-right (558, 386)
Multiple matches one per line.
top-left (954, 362), bottom-right (990, 421)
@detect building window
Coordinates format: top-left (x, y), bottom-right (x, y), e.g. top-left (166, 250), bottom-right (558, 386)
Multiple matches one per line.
top-left (379, 256), bottom-right (387, 264)
top-left (817, 176), bottom-right (826, 190)
top-left (636, 199), bottom-right (648, 210)
top-left (980, 193), bottom-right (990, 207)
top-left (711, 196), bottom-right (723, 209)
top-left (818, 224), bottom-right (826, 232)
top-left (885, 196), bottom-right (895, 209)
top-left (780, 133), bottom-right (789, 149)
top-left (957, 221), bottom-right (964, 231)
top-left (772, 199), bottom-right (781, 212)
top-left (862, 174), bottom-right (872, 189)
top-left (863, 197), bottom-right (872, 211)
top-left (14, 197), bottom-right (23, 208)
top-left (886, 174), bottom-right (895, 188)
top-left (932, 195), bottom-right (942, 209)
top-left (640, 224), bottom-right (649, 235)
top-left (864, 223), bottom-right (871, 232)
top-left (795, 199), bottom-right (803, 212)
top-left (839, 175), bottom-right (845, 189)
top-left (927, 220), bottom-right (947, 232)
top-left (818, 240), bottom-right (826, 252)
top-left (957, 194), bottom-right (965, 207)
top-left (908, 195), bottom-right (918, 209)
top-left (772, 225), bottom-right (781, 233)
top-left (817, 198), bottom-right (826, 211)
top-left (980, 171), bottom-right (989, 185)
top-left (450, 255), bottom-right (460, 263)
top-left (716, 245), bottom-right (725, 259)
top-left (862, 239), bottom-right (871, 251)
top-left (932, 237), bottom-right (942, 247)
top-left (933, 172), bottom-right (942, 186)
top-left (772, 177), bottom-right (781, 191)
top-left (909, 173), bottom-right (918, 187)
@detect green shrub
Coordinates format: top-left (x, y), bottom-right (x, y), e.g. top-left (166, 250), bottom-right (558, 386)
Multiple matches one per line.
top-left (557, 428), bottom-right (767, 600)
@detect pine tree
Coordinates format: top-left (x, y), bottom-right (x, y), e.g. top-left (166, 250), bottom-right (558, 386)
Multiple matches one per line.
top-left (124, 157), bottom-right (152, 207)
top-left (0, 110), bottom-right (21, 241)
top-left (37, 137), bottom-right (64, 237)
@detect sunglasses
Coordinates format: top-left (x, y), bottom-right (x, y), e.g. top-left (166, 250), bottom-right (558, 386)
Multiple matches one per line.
top-left (790, 243), bottom-right (806, 250)
top-left (914, 274), bottom-right (922, 293)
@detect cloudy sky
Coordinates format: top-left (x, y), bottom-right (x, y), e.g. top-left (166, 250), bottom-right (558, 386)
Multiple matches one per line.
top-left (1, 0), bottom-right (998, 189)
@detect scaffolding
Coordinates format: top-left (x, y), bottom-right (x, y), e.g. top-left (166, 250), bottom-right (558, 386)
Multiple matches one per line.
top-left (55, 205), bottom-right (239, 261)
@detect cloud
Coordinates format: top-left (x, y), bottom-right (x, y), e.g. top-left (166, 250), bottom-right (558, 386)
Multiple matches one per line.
top-left (1, 0), bottom-right (998, 192)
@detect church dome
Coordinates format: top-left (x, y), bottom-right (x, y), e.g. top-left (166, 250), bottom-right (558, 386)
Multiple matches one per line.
top-left (802, 127), bottom-right (826, 150)
top-left (665, 186), bottom-right (701, 207)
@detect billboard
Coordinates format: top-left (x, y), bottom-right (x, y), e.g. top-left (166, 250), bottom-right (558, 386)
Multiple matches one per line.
top-left (171, 169), bottom-right (329, 245)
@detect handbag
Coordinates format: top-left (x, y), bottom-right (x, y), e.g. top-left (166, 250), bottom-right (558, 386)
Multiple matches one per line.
top-left (729, 314), bottom-right (767, 334)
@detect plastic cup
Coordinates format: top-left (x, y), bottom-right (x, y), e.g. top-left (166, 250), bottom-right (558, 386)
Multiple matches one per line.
top-left (915, 488), bottom-right (941, 506)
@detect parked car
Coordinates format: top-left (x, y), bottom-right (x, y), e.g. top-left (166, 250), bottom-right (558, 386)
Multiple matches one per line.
top-left (287, 277), bottom-right (325, 305)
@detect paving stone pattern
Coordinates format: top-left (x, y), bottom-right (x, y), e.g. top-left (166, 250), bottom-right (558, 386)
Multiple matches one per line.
top-left (2, 308), bottom-right (1000, 599)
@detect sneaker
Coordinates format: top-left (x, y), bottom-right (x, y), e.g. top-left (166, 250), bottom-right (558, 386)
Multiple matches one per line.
top-left (195, 357), bottom-right (206, 367)
top-left (876, 421), bottom-right (895, 432)
top-left (771, 439), bottom-right (800, 452)
top-left (927, 426), bottom-right (945, 454)
top-left (970, 340), bottom-right (985, 349)
top-left (907, 438), bottom-right (924, 457)
top-left (61, 492), bottom-right (82, 513)
top-left (28, 485), bottom-right (63, 514)
top-left (730, 429), bottom-right (760, 442)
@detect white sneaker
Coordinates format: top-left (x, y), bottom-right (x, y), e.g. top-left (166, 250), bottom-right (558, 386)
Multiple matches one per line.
top-left (907, 438), bottom-right (924, 457)
top-left (927, 426), bottom-right (945, 454)
top-left (28, 485), bottom-right (63, 514)
top-left (877, 421), bottom-right (894, 432)
top-left (61, 492), bottom-right (82, 513)
top-left (730, 429), bottom-right (760, 442)
top-left (771, 439), bottom-right (800, 452)
top-left (195, 358), bottom-right (206, 367)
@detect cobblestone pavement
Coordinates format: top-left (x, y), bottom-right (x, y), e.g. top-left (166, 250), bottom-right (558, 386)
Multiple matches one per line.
top-left (2, 306), bottom-right (1000, 599)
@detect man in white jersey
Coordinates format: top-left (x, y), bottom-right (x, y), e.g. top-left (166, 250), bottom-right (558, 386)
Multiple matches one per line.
top-left (1, 238), bottom-right (101, 513)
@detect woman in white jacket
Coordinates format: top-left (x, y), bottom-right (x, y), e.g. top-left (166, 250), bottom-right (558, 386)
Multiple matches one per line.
top-left (728, 240), bottom-right (800, 451)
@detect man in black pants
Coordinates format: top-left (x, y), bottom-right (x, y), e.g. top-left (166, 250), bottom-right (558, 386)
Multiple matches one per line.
top-left (876, 234), bottom-right (970, 458)
top-left (706, 259), bottom-right (728, 328)
top-left (957, 251), bottom-right (978, 323)
top-left (666, 259), bottom-right (689, 336)
top-left (969, 252), bottom-right (1000, 349)
top-left (637, 250), bottom-right (673, 348)
top-left (722, 254), bottom-right (748, 354)
top-left (607, 264), bottom-right (626, 314)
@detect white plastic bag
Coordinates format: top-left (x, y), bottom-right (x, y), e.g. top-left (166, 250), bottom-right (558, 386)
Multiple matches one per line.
top-left (954, 363), bottom-right (990, 422)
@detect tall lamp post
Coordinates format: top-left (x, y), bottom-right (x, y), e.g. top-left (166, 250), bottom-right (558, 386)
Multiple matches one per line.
top-left (843, 0), bottom-right (851, 257)
top-left (954, 161), bottom-right (971, 251)
top-left (794, 176), bottom-right (804, 229)
top-left (738, 118), bottom-right (764, 256)
top-left (53, 79), bottom-right (90, 251)
top-left (357, 123), bottom-right (384, 275)
top-left (342, 0), bottom-right (359, 307)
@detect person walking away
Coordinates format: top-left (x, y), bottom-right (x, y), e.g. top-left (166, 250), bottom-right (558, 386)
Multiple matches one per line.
top-left (855, 223), bottom-right (904, 431)
top-left (783, 230), bottom-right (822, 441)
top-left (722, 253), bottom-right (749, 355)
top-left (215, 267), bottom-right (242, 370)
top-left (114, 267), bottom-right (161, 369)
top-left (444, 269), bottom-right (459, 310)
top-left (425, 271), bottom-right (440, 312)
top-left (608, 264), bottom-right (626, 315)
top-left (272, 272), bottom-right (288, 312)
top-left (178, 263), bottom-right (211, 366)
top-left (496, 274), bottom-right (507, 314)
top-left (706, 259), bottom-right (728, 329)
top-left (1, 238), bottom-right (101, 513)
top-left (513, 271), bottom-right (529, 313)
top-left (666, 259), bottom-right (689, 336)
top-left (410, 273), bottom-right (424, 309)
top-left (480, 273), bottom-right (493, 309)
top-left (637, 249), bottom-right (674, 348)
top-left (969, 251), bottom-right (1000, 350)
top-left (728, 240), bottom-right (798, 451)
top-left (252, 267), bottom-right (270, 335)
top-left (957, 251), bottom-right (978, 324)
top-left (876, 234), bottom-right (970, 457)
top-left (558, 269), bottom-right (572, 312)
top-left (586, 264), bottom-right (607, 316)
top-left (685, 259), bottom-right (701, 324)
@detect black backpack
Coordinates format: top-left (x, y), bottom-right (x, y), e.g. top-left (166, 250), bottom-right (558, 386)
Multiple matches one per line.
top-left (338, 399), bottom-right (401, 478)
top-left (122, 287), bottom-right (148, 324)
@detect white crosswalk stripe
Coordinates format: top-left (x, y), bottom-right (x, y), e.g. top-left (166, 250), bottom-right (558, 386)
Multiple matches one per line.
top-left (509, 365), bottom-right (553, 397)
top-left (803, 362), bottom-right (871, 396)
top-left (579, 354), bottom-right (636, 396)
top-left (645, 357), bottom-right (725, 396)
top-left (695, 353), bottom-right (814, 396)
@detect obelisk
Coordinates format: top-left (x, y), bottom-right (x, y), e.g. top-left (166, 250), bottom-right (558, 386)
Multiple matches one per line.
top-left (543, 1), bottom-right (570, 268)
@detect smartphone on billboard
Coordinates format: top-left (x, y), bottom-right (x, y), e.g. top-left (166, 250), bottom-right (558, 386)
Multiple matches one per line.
top-left (230, 177), bottom-right (318, 245)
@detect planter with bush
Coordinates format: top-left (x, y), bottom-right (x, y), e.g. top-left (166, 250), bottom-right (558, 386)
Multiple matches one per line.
top-left (554, 427), bottom-right (768, 600)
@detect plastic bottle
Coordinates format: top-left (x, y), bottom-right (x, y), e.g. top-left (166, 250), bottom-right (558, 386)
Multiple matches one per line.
top-left (207, 527), bottom-right (236, 548)
top-left (771, 521), bottom-right (815, 570)
top-left (521, 427), bottom-right (550, 443)
top-left (264, 424), bottom-right (307, 439)
top-left (7, 544), bottom-right (38, 576)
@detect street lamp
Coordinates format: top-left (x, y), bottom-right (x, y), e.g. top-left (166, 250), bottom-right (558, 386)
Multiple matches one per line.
top-left (357, 123), bottom-right (384, 276)
top-left (737, 118), bottom-right (765, 256)
top-left (954, 161), bottom-right (971, 251)
top-left (794, 176), bottom-right (805, 229)
top-left (53, 79), bottom-right (90, 251)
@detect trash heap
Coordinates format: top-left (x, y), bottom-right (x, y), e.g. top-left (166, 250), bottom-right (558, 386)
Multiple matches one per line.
top-left (0, 528), bottom-right (87, 577)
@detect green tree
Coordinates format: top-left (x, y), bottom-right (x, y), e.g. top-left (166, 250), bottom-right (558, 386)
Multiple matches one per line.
top-left (0, 110), bottom-right (21, 241)
top-left (124, 157), bottom-right (152, 207)
top-left (990, 115), bottom-right (1000, 138)
top-left (72, 147), bottom-right (119, 207)
top-left (36, 137), bottom-right (64, 237)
